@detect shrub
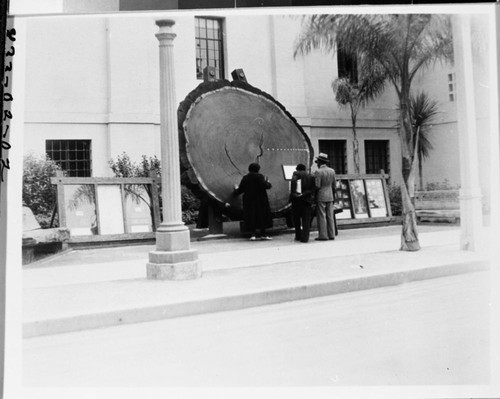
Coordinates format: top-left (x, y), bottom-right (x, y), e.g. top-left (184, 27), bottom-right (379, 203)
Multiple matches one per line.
top-left (109, 153), bottom-right (161, 178)
top-left (23, 153), bottom-right (61, 228)
top-left (181, 185), bottom-right (200, 225)
top-left (109, 152), bottom-right (200, 225)
top-left (388, 183), bottom-right (402, 217)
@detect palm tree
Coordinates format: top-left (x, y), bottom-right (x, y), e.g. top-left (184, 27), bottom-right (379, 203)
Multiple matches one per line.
top-left (332, 71), bottom-right (387, 174)
top-left (409, 92), bottom-right (439, 191)
top-left (294, 14), bottom-right (453, 251)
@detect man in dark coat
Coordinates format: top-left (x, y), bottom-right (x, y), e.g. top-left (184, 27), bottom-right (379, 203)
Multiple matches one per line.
top-left (290, 163), bottom-right (316, 243)
top-left (233, 163), bottom-right (273, 241)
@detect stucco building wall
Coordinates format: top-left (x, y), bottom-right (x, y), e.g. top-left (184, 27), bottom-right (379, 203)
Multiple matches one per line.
top-left (19, 11), bottom-right (491, 193)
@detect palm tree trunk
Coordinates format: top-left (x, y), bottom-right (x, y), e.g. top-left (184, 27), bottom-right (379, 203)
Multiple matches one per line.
top-left (352, 122), bottom-right (360, 174)
top-left (400, 160), bottom-right (420, 251)
top-left (418, 152), bottom-right (424, 191)
top-left (353, 139), bottom-right (360, 174)
top-left (398, 94), bottom-right (420, 251)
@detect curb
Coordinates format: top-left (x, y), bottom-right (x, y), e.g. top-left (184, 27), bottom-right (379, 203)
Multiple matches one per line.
top-left (23, 258), bottom-right (489, 339)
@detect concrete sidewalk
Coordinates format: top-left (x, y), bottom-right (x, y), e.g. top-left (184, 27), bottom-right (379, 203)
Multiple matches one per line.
top-left (23, 225), bottom-right (490, 338)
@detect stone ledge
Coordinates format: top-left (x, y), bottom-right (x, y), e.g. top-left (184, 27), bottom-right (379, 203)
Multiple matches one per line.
top-left (22, 228), bottom-right (71, 265)
top-left (415, 190), bottom-right (460, 213)
top-left (416, 209), bottom-right (460, 223)
top-left (23, 228), bottom-right (70, 244)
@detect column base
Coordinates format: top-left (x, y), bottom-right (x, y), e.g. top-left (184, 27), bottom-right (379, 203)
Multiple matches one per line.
top-left (156, 228), bottom-right (191, 252)
top-left (147, 249), bottom-right (201, 280)
top-left (148, 225), bottom-right (202, 279)
top-left (459, 188), bottom-right (484, 252)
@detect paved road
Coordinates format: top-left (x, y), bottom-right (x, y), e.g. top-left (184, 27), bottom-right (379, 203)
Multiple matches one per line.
top-left (23, 270), bottom-right (492, 387)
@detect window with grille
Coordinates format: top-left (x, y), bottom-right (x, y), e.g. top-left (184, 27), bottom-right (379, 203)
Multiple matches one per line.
top-left (46, 140), bottom-right (92, 177)
top-left (337, 46), bottom-right (358, 83)
top-left (364, 140), bottom-right (390, 175)
top-left (318, 140), bottom-right (347, 174)
top-left (195, 17), bottom-right (225, 80)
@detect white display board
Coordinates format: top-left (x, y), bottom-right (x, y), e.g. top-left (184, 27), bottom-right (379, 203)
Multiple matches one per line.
top-left (282, 165), bottom-right (297, 181)
top-left (97, 185), bottom-right (125, 235)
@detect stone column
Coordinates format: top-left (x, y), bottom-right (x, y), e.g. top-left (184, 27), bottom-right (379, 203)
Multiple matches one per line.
top-left (452, 15), bottom-right (484, 251)
top-left (147, 19), bottom-right (201, 280)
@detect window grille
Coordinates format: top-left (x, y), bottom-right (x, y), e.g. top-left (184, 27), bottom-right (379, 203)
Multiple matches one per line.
top-left (318, 139), bottom-right (347, 174)
top-left (46, 139), bottom-right (92, 177)
top-left (364, 140), bottom-right (390, 175)
top-left (195, 17), bottom-right (225, 80)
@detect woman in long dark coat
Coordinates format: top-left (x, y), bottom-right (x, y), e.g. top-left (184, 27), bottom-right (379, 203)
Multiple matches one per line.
top-left (234, 163), bottom-right (273, 241)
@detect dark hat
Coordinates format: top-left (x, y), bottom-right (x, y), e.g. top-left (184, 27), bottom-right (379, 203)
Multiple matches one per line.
top-left (315, 153), bottom-right (329, 164)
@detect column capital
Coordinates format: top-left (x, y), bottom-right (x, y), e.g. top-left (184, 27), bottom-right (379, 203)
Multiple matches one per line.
top-left (156, 19), bottom-right (175, 28)
top-left (155, 19), bottom-right (177, 42)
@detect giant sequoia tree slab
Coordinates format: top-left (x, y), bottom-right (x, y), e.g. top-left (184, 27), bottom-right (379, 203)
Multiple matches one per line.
top-left (178, 80), bottom-right (313, 217)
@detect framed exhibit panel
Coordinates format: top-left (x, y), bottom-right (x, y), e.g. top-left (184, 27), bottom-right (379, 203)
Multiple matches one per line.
top-left (51, 174), bottom-right (160, 243)
top-left (124, 184), bottom-right (154, 233)
top-left (365, 178), bottom-right (389, 218)
top-left (97, 185), bottom-right (125, 235)
top-left (63, 184), bottom-right (97, 236)
top-left (350, 179), bottom-right (369, 218)
top-left (334, 173), bottom-right (392, 225)
top-left (334, 179), bottom-right (353, 220)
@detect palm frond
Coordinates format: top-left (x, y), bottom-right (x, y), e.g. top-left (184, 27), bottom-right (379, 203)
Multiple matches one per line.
top-left (357, 70), bottom-right (388, 108)
top-left (68, 185), bottom-right (96, 211)
top-left (408, 14), bottom-right (453, 80)
top-left (410, 91), bottom-right (439, 160)
top-left (294, 14), bottom-right (338, 58)
top-left (296, 12), bottom-right (449, 168)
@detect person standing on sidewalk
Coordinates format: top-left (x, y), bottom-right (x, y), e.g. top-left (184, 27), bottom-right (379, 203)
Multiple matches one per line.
top-left (313, 153), bottom-right (336, 241)
top-left (233, 162), bottom-right (273, 241)
top-left (290, 163), bottom-right (316, 243)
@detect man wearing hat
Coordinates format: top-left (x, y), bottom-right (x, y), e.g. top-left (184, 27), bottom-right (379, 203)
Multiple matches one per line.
top-left (313, 153), bottom-right (336, 241)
